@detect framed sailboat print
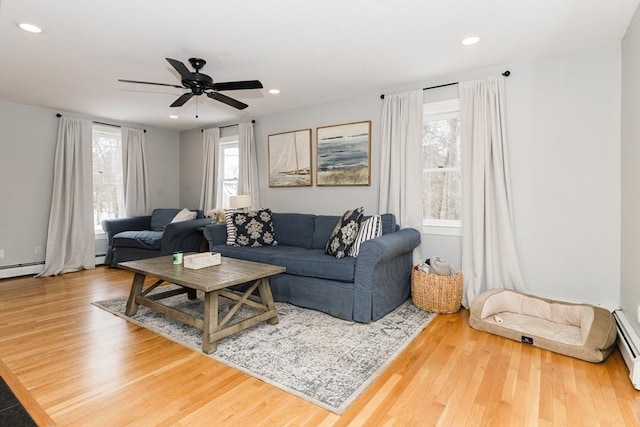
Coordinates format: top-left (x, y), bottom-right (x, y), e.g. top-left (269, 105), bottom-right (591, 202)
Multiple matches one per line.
top-left (268, 129), bottom-right (312, 187)
top-left (316, 121), bottom-right (371, 186)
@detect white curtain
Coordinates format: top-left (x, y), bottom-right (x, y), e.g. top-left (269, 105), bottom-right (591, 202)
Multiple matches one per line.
top-left (122, 128), bottom-right (150, 216)
top-left (199, 127), bottom-right (220, 211)
top-left (38, 117), bottom-right (95, 276)
top-left (238, 121), bottom-right (260, 209)
top-left (459, 75), bottom-right (525, 307)
top-left (378, 90), bottom-right (423, 264)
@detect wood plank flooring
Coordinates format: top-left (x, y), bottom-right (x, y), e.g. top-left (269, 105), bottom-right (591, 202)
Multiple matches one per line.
top-left (0, 267), bottom-right (638, 426)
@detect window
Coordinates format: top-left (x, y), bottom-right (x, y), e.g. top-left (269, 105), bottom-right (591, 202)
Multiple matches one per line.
top-left (422, 99), bottom-right (461, 234)
top-left (217, 138), bottom-right (239, 208)
top-left (92, 124), bottom-right (124, 234)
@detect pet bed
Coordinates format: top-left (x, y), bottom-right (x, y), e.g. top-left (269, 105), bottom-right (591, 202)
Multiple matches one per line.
top-left (469, 289), bottom-right (617, 363)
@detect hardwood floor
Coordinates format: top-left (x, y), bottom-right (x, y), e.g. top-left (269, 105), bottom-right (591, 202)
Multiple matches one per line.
top-left (0, 267), bottom-right (638, 426)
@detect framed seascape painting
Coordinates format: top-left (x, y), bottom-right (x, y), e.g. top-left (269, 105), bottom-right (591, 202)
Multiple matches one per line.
top-left (316, 121), bottom-right (371, 186)
top-left (268, 129), bottom-right (312, 187)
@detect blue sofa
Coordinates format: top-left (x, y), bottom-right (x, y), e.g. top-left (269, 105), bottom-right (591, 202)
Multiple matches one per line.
top-left (203, 212), bottom-right (421, 323)
top-left (102, 208), bottom-right (212, 267)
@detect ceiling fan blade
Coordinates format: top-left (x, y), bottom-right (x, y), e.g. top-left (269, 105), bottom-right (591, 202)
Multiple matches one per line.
top-left (166, 58), bottom-right (192, 79)
top-left (119, 79), bottom-right (183, 89)
top-left (212, 80), bottom-right (264, 91)
top-left (207, 92), bottom-right (248, 110)
top-left (170, 92), bottom-right (194, 107)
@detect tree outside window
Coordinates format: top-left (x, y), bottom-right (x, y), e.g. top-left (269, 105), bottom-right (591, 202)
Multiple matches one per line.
top-left (92, 125), bottom-right (124, 233)
top-left (422, 100), bottom-right (461, 229)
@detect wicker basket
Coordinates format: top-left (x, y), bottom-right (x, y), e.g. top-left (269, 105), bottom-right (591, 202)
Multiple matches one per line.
top-left (411, 267), bottom-right (463, 314)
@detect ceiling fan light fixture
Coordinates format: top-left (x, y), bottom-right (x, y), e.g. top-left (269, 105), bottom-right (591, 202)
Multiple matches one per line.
top-left (18, 22), bottom-right (42, 33)
top-left (268, 89), bottom-right (280, 94)
top-left (461, 36), bottom-right (480, 46)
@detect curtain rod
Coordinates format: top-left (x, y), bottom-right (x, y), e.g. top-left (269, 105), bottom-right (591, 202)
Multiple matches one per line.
top-left (201, 119), bottom-right (255, 133)
top-left (379, 70), bottom-right (511, 100)
top-left (56, 113), bottom-right (146, 133)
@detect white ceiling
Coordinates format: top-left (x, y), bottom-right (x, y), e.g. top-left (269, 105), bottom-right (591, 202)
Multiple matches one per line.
top-left (1, 0), bottom-right (638, 131)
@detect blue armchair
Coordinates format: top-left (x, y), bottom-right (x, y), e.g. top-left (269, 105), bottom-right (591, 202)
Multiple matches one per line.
top-left (102, 208), bottom-right (211, 267)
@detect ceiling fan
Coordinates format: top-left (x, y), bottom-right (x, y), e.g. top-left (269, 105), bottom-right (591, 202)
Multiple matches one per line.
top-left (119, 57), bottom-right (263, 110)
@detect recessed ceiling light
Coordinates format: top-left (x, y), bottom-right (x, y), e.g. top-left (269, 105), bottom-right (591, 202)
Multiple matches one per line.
top-left (18, 22), bottom-right (42, 33)
top-left (268, 89), bottom-right (280, 94)
top-left (461, 36), bottom-right (480, 46)
top-left (169, 115), bottom-right (179, 119)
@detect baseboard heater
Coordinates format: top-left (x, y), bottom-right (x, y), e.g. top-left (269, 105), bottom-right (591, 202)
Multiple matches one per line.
top-left (0, 256), bottom-right (106, 279)
top-left (613, 310), bottom-right (640, 390)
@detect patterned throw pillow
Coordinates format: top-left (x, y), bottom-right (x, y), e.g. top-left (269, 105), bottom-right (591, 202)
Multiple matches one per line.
top-left (227, 209), bottom-right (278, 247)
top-left (348, 215), bottom-right (382, 257)
top-left (325, 207), bottom-right (364, 259)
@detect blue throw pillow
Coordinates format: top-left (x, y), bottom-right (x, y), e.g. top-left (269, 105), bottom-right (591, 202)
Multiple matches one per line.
top-left (325, 207), bottom-right (364, 259)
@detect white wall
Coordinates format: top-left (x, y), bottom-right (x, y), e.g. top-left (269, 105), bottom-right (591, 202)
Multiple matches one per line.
top-left (255, 95), bottom-right (382, 215)
top-left (0, 100), bottom-right (181, 270)
top-left (179, 43), bottom-right (622, 307)
top-left (506, 45), bottom-right (621, 306)
top-left (179, 128), bottom-right (203, 209)
top-left (621, 5), bottom-right (640, 335)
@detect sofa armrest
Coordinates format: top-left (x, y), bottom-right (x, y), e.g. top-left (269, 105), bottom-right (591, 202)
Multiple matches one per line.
top-left (352, 227), bottom-right (421, 322)
top-left (160, 218), bottom-right (213, 255)
top-left (102, 216), bottom-right (152, 265)
top-left (203, 223), bottom-right (228, 248)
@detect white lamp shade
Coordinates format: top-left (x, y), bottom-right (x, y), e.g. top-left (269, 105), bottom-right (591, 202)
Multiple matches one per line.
top-left (229, 194), bottom-right (251, 209)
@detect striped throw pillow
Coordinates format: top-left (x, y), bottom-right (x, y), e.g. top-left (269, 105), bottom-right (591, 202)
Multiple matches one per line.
top-left (348, 215), bottom-right (382, 257)
top-left (225, 210), bottom-right (237, 245)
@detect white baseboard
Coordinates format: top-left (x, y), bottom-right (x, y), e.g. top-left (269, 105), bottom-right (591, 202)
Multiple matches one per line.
top-left (0, 256), bottom-right (106, 280)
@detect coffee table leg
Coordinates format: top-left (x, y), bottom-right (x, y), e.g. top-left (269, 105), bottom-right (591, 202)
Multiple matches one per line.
top-left (125, 273), bottom-right (145, 316)
top-left (259, 278), bottom-right (279, 325)
top-left (203, 290), bottom-right (219, 354)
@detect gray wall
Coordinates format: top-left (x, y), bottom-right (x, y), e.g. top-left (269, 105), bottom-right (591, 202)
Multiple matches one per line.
top-left (180, 43), bottom-right (623, 308)
top-left (0, 100), bottom-right (180, 269)
top-left (621, 5), bottom-right (640, 335)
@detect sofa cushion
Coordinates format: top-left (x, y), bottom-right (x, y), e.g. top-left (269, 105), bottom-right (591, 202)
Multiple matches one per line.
top-left (379, 213), bottom-right (397, 235)
top-left (348, 215), bottom-right (382, 257)
top-left (150, 208), bottom-right (182, 231)
top-left (312, 215), bottom-right (343, 249)
top-left (113, 230), bottom-right (163, 250)
top-left (272, 213), bottom-right (316, 249)
top-left (269, 248), bottom-right (356, 282)
top-left (227, 209), bottom-right (278, 247)
top-left (150, 208), bottom-right (204, 231)
top-left (325, 207), bottom-right (364, 258)
top-left (212, 245), bottom-right (275, 264)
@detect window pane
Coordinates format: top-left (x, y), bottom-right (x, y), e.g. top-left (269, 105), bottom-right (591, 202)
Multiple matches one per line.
top-left (221, 180), bottom-right (238, 208)
top-left (223, 146), bottom-right (239, 180)
top-left (422, 118), bottom-right (460, 169)
top-left (423, 170), bottom-right (461, 221)
top-left (92, 130), bottom-right (125, 230)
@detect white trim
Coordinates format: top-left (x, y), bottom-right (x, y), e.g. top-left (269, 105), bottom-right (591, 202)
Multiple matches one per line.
top-left (423, 98), bottom-right (459, 115)
top-left (0, 256), bottom-right (106, 279)
top-left (422, 223), bottom-right (462, 236)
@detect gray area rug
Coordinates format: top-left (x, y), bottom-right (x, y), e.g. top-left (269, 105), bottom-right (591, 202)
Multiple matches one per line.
top-left (93, 287), bottom-right (435, 414)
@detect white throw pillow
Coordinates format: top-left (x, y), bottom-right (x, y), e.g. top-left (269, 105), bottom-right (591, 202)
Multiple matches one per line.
top-left (171, 208), bottom-right (197, 223)
top-left (348, 215), bottom-right (382, 257)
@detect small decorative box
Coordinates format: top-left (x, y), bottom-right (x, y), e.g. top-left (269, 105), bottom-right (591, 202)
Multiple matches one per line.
top-left (183, 252), bottom-right (221, 269)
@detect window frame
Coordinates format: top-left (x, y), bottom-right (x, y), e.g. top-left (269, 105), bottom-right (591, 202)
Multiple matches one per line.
top-left (422, 99), bottom-right (462, 236)
top-left (92, 124), bottom-right (125, 237)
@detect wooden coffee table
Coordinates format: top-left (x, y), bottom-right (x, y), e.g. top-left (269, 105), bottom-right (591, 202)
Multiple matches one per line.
top-left (118, 255), bottom-right (285, 353)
